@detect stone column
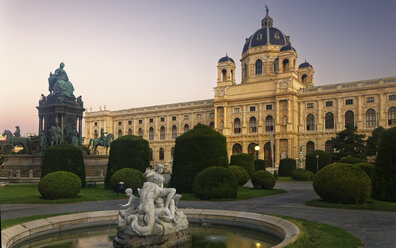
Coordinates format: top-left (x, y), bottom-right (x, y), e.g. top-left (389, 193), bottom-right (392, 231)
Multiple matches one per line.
top-left (29, 170), bottom-right (33, 179)
top-left (79, 116), bottom-right (83, 144)
top-left (379, 94), bottom-right (385, 127)
top-left (275, 138), bottom-right (280, 166)
top-left (16, 170), bottom-right (21, 179)
top-left (337, 98), bottom-right (342, 130)
top-left (214, 107), bottom-right (218, 129)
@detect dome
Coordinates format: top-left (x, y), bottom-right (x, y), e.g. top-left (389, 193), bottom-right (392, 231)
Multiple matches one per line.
top-left (218, 55), bottom-right (235, 63)
top-left (280, 44), bottom-right (296, 52)
top-left (242, 7), bottom-right (288, 54)
top-left (299, 62), bottom-right (313, 69)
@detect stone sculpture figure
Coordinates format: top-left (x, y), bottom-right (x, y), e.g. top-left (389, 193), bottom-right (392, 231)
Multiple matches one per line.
top-left (39, 132), bottom-right (47, 152)
top-left (47, 63), bottom-right (75, 104)
top-left (2, 129), bottom-right (30, 152)
top-left (50, 126), bottom-right (63, 146)
top-left (87, 129), bottom-right (114, 155)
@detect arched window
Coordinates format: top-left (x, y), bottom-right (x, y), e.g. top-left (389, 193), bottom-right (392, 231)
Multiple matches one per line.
top-left (94, 130), bottom-right (98, 139)
top-left (160, 126), bottom-right (165, 140)
top-left (149, 148), bottom-right (153, 161)
top-left (389, 107), bottom-right (396, 126)
top-left (282, 59), bottom-right (289, 72)
top-left (255, 59), bottom-right (262, 75)
top-left (128, 128), bottom-right (132, 135)
top-left (221, 69), bottom-right (227, 82)
top-left (325, 140), bottom-right (333, 153)
top-left (138, 128), bottom-right (143, 138)
top-left (302, 74), bottom-right (308, 84)
top-left (273, 58), bottom-right (279, 74)
top-left (366, 109), bottom-right (376, 128)
top-left (345, 110), bottom-right (354, 127)
top-left (159, 148), bottom-right (164, 160)
top-left (149, 127), bottom-right (154, 140)
top-left (232, 144), bottom-right (242, 154)
top-left (266, 115), bottom-right (274, 132)
top-left (325, 112), bottom-right (334, 129)
top-left (184, 124), bottom-right (189, 133)
top-left (118, 129), bottom-right (122, 138)
top-left (243, 63), bottom-right (248, 79)
top-left (209, 122), bottom-right (214, 128)
top-left (306, 141), bottom-right (315, 155)
top-left (249, 117), bottom-right (257, 133)
top-left (172, 125), bottom-right (177, 139)
top-left (307, 114), bottom-right (315, 131)
top-left (234, 118), bottom-right (241, 134)
top-left (230, 70), bottom-right (233, 81)
top-left (248, 143), bottom-right (258, 159)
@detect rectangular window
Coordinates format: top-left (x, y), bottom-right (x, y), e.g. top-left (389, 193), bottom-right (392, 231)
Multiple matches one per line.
top-left (366, 97), bottom-right (374, 103)
top-left (197, 114), bottom-right (202, 119)
top-left (118, 121), bottom-right (122, 126)
top-left (139, 120), bottom-right (142, 124)
top-left (250, 106), bottom-right (256, 112)
top-left (307, 103), bottom-right (313, 109)
top-left (346, 99), bottom-right (353, 105)
top-left (172, 116), bottom-right (177, 121)
top-left (149, 118), bottom-right (153, 123)
top-left (160, 117), bottom-right (165, 122)
top-left (390, 95), bottom-right (396, 101)
top-left (266, 105), bottom-right (272, 110)
top-left (234, 108), bottom-right (240, 113)
top-left (209, 113), bottom-right (214, 118)
top-left (184, 115), bottom-right (189, 120)
top-left (325, 101), bottom-right (333, 107)
top-left (94, 122), bottom-right (98, 126)
top-left (128, 120), bottom-right (132, 125)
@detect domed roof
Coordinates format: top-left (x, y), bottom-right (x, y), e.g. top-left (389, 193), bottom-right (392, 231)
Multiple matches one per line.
top-left (280, 44), bottom-right (296, 52)
top-left (218, 55), bottom-right (235, 63)
top-left (242, 7), bottom-right (288, 54)
top-left (299, 61), bottom-right (313, 69)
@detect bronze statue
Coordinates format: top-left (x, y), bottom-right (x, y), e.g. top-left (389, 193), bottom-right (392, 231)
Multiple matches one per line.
top-left (48, 62), bottom-right (75, 101)
top-left (2, 129), bottom-right (30, 152)
top-left (88, 129), bottom-right (114, 155)
top-left (13, 126), bottom-right (21, 138)
top-left (50, 126), bottom-right (63, 146)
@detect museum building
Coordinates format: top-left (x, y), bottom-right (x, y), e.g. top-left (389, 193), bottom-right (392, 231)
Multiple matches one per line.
top-left (84, 10), bottom-right (396, 170)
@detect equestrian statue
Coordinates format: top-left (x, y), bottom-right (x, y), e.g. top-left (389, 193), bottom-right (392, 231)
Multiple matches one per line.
top-left (88, 128), bottom-right (114, 155)
top-left (2, 127), bottom-right (31, 153)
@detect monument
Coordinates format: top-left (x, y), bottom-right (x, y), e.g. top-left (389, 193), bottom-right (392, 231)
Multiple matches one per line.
top-left (114, 164), bottom-right (190, 248)
top-left (37, 63), bottom-right (84, 149)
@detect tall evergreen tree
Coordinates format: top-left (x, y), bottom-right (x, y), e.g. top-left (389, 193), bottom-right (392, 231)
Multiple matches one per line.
top-left (365, 126), bottom-right (386, 157)
top-left (331, 124), bottom-right (365, 160)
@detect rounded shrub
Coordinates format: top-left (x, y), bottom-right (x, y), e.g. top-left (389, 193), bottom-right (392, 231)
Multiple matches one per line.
top-left (278, 158), bottom-right (297, 177)
top-left (340, 156), bottom-right (362, 164)
top-left (192, 166), bottom-right (238, 200)
top-left (229, 153), bottom-right (255, 178)
top-left (354, 163), bottom-right (375, 182)
top-left (41, 142), bottom-right (86, 187)
top-left (251, 170), bottom-right (276, 190)
top-left (229, 165), bottom-right (250, 186)
top-left (38, 171), bottom-right (81, 199)
top-left (291, 168), bottom-right (314, 181)
top-left (313, 163), bottom-right (371, 204)
top-left (305, 150), bottom-right (332, 174)
top-left (110, 168), bottom-right (146, 193)
top-left (373, 126), bottom-right (396, 202)
top-left (105, 135), bottom-right (150, 189)
top-left (170, 124), bottom-right (228, 193)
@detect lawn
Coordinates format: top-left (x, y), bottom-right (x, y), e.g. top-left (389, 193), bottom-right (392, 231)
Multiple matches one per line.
top-left (0, 184), bottom-right (127, 204)
top-left (307, 198), bottom-right (396, 212)
top-left (273, 215), bottom-right (364, 248)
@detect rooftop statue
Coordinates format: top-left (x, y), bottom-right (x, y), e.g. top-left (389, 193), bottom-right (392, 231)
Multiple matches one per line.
top-left (47, 62), bottom-right (75, 103)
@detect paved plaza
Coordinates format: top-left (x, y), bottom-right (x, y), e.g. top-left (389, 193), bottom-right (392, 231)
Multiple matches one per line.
top-left (2, 181), bottom-right (396, 248)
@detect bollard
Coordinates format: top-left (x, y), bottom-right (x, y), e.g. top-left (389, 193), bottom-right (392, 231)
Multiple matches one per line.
top-left (16, 170), bottom-right (21, 179)
top-left (99, 170), bottom-right (104, 178)
top-left (29, 170), bottom-right (34, 179)
top-left (8, 170), bottom-right (14, 178)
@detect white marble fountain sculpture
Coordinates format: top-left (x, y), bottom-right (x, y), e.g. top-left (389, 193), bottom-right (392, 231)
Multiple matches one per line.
top-left (114, 164), bottom-right (190, 247)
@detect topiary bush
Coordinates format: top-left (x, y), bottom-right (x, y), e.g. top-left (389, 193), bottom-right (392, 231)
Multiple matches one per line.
top-left (373, 126), bottom-right (396, 202)
top-left (229, 153), bottom-right (255, 178)
top-left (354, 163), bottom-right (375, 182)
top-left (305, 150), bottom-right (332, 174)
top-left (109, 168), bottom-right (146, 193)
top-left (192, 166), bottom-right (238, 200)
top-left (251, 170), bottom-right (276, 190)
top-left (340, 156), bottom-right (362, 164)
top-left (229, 165), bottom-right (250, 186)
top-left (38, 171), bottom-right (81, 199)
top-left (41, 142), bottom-right (86, 187)
top-left (313, 163), bottom-right (371, 204)
top-left (169, 124), bottom-right (228, 193)
top-left (278, 158), bottom-right (297, 177)
top-left (255, 159), bottom-right (266, 171)
top-left (291, 168), bottom-right (314, 181)
top-left (105, 135), bottom-right (150, 189)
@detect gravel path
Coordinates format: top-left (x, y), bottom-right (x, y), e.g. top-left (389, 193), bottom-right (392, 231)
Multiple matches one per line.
top-left (2, 181), bottom-right (396, 247)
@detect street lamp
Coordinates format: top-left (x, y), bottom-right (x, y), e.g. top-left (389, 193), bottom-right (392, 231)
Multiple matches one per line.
top-left (255, 145), bottom-right (260, 171)
top-left (315, 154), bottom-right (320, 174)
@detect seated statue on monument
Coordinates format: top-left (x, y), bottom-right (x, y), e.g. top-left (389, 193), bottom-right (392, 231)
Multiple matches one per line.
top-left (114, 164), bottom-right (190, 248)
top-left (47, 62), bottom-right (76, 104)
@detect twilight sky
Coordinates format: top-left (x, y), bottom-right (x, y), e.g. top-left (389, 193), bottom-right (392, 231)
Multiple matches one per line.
top-left (1, 0), bottom-right (396, 135)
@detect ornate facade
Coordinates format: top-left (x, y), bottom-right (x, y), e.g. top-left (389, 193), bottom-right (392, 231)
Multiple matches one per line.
top-left (85, 10), bottom-right (396, 169)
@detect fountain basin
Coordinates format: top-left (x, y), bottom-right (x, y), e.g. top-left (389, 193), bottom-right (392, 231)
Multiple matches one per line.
top-left (1, 209), bottom-right (299, 248)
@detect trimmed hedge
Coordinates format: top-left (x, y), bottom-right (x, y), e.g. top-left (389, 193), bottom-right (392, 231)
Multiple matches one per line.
top-left (109, 168), bottom-right (146, 193)
top-left (230, 153), bottom-right (255, 178)
top-left (251, 170), bottom-right (276, 190)
top-left (355, 163), bottom-right (375, 182)
top-left (313, 163), bottom-right (371, 204)
top-left (105, 135), bottom-right (150, 189)
top-left (169, 124), bottom-right (228, 193)
top-left (373, 126), bottom-right (396, 202)
top-left (291, 168), bottom-right (314, 181)
top-left (256, 159), bottom-right (266, 171)
top-left (41, 142), bottom-right (86, 187)
top-left (305, 150), bottom-right (332, 174)
top-left (229, 165), bottom-right (250, 186)
top-left (278, 158), bottom-right (297, 177)
top-left (38, 171), bottom-right (81, 199)
top-left (192, 166), bottom-right (238, 200)
top-left (340, 156), bottom-right (362, 164)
